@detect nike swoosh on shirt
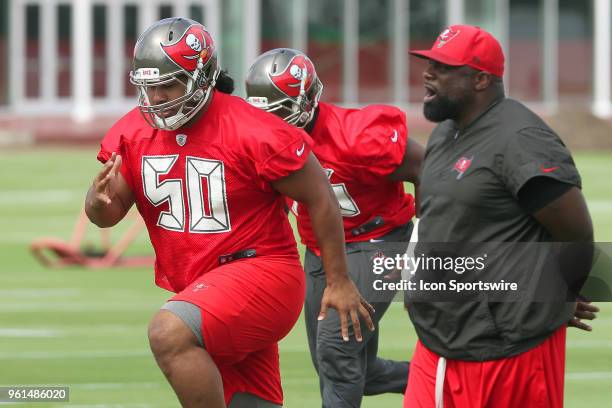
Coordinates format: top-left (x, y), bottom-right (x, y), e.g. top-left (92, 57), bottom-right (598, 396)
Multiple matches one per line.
top-left (540, 165), bottom-right (560, 173)
top-left (390, 130), bottom-right (398, 143)
top-left (296, 143), bottom-right (306, 156)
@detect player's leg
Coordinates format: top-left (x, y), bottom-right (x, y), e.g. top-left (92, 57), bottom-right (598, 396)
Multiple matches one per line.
top-left (170, 256), bottom-right (305, 406)
top-left (152, 301), bottom-right (285, 408)
top-left (148, 304), bottom-right (225, 408)
top-left (361, 222), bottom-right (413, 395)
top-left (226, 344), bottom-right (284, 408)
top-left (363, 327), bottom-right (410, 395)
top-left (315, 244), bottom-right (399, 407)
top-left (356, 223), bottom-right (413, 397)
top-left (316, 305), bottom-right (368, 408)
top-left (303, 248), bottom-right (327, 372)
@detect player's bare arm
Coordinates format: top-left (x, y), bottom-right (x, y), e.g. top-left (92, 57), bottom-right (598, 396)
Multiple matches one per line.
top-left (384, 138), bottom-right (425, 281)
top-left (532, 186), bottom-right (599, 331)
top-left (389, 138), bottom-right (425, 184)
top-left (389, 138), bottom-right (425, 215)
top-left (85, 152), bottom-right (135, 228)
top-left (272, 153), bottom-right (375, 342)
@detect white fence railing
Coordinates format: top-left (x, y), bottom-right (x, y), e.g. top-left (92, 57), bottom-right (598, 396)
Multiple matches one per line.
top-left (8, 0), bottom-right (220, 120)
top-left (5, 0), bottom-right (611, 119)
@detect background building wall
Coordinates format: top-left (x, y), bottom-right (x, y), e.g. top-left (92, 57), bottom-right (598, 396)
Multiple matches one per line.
top-left (0, 0), bottom-right (609, 119)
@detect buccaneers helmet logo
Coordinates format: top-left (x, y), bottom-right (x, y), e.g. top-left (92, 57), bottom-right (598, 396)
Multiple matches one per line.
top-left (269, 55), bottom-right (315, 97)
top-left (161, 25), bottom-right (214, 71)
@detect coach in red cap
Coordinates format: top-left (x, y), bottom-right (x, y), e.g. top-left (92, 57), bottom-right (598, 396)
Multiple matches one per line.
top-left (404, 25), bottom-right (598, 408)
top-left (410, 25), bottom-right (504, 78)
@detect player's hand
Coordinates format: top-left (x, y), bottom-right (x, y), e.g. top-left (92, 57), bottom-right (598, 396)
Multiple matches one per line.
top-left (568, 301), bottom-right (599, 331)
top-left (89, 152), bottom-right (122, 209)
top-left (319, 277), bottom-right (375, 342)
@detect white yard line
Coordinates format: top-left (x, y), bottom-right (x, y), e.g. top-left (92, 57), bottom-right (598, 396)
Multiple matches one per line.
top-left (70, 383), bottom-right (160, 390)
top-left (588, 199), bottom-right (612, 212)
top-left (0, 302), bottom-right (157, 312)
top-left (0, 328), bottom-right (62, 338)
top-left (566, 339), bottom-right (612, 349)
top-left (566, 371), bottom-right (612, 380)
top-left (0, 190), bottom-right (81, 205)
top-left (49, 405), bottom-right (157, 408)
top-left (0, 325), bottom-right (144, 338)
top-left (0, 350), bottom-right (151, 359)
top-left (0, 289), bottom-right (82, 298)
top-left (0, 404), bottom-right (157, 408)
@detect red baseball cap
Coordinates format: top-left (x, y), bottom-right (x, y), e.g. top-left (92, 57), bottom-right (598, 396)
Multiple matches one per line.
top-left (410, 25), bottom-right (505, 77)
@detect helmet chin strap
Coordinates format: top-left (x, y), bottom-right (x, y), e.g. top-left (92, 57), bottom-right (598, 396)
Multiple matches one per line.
top-left (294, 64), bottom-right (313, 128)
top-left (295, 64), bottom-right (308, 110)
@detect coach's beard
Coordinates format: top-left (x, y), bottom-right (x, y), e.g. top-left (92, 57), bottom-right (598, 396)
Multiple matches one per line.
top-left (423, 94), bottom-right (465, 123)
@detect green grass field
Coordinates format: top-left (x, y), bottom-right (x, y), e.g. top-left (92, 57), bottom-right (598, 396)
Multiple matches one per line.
top-left (0, 148), bottom-right (611, 407)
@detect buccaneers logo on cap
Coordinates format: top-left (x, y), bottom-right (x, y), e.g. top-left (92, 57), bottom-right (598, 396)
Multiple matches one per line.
top-left (269, 55), bottom-right (315, 97)
top-left (161, 25), bottom-right (214, 71)
top-left (437, 27), bottom-right (460, 48)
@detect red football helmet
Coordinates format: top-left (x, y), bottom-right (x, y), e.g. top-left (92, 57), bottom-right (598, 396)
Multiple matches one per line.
top-left (129, 18), bottom-right (220, 130)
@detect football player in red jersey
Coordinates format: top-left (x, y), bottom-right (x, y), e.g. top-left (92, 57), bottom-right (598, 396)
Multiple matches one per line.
top-left (85, 19), bottom-right (374, 408)
top-left (246, 48), bottom-right (425, 408)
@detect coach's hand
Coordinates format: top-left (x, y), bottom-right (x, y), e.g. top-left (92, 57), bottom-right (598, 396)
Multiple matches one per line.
top-left (319, 277), bottom-right (375, 342)
top-left (568, 301), bottom-right (599, 331)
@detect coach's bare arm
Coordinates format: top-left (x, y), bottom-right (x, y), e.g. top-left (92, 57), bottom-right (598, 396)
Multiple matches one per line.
top-left (531, 185), bottom-right (599, 331)
top-left (85, 152), bottom-right (135, 228)
top-left (532, 186), bottom-right (593, 242)
top-left (273, 153), bottom-right (376, 342)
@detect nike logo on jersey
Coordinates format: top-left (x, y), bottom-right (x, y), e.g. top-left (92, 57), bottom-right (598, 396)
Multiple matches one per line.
top-left (540, 164), bottom-right (560, 173)
top-left (296, 143), bottom-right (306, 156)
top-left (193, 283), bottom-right (209, 292)
top-left (390, 130), bottom-right (399, 143)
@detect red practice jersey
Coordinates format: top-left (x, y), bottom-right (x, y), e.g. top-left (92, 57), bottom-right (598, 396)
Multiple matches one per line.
top-left (98, 91), bottom-right (312, 293)
top-left (292, 102), bottom-right (415, 252)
